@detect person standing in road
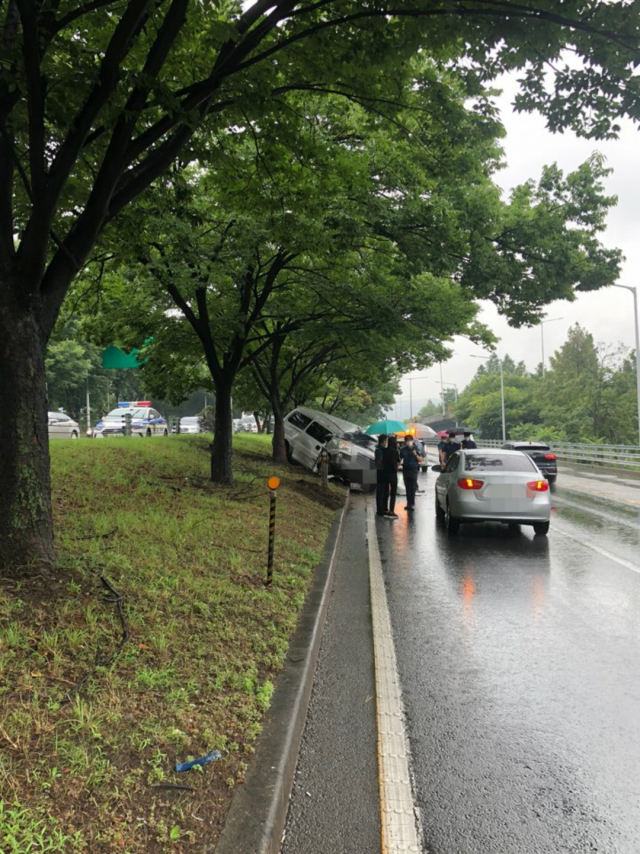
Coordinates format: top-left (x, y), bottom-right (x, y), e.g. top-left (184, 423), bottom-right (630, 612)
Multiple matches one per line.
top-left (382, 435), bottom-right (400, 519)
top-left (412, 434), bottom-right (427, 492)
top-left (437, 434), bottom-right (448, 467)
top-left (375, 434), bottom-right (389, 517)
top-left (399, 434), bottom-right (423, 512)
top-left (461, 431), bottom-right (477, 450)
top-left (443, 431), bottom-right (460, 463)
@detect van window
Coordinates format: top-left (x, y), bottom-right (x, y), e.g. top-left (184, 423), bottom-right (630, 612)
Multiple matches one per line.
top-left (306, 421), bottom-right (333, 444)
top-left (287, 411), bottom-right (312, 431)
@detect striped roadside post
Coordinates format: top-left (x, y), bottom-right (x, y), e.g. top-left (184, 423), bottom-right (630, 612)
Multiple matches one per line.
top-left (265, 476), bottom-right (281, 587)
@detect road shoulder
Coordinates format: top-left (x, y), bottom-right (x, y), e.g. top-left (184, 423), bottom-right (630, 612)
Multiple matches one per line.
top-left (282, 496), bottom-right (381, 854)
top-left (212, 492), bottom-right (349, 854)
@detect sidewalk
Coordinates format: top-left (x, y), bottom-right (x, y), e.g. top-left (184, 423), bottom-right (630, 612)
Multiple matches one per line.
top-left (282, 498), bottom-right (381, 854)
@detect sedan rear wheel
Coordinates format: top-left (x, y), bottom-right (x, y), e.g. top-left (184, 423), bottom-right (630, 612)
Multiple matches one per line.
top-left (533, 521), bottom-right (550, 536)
top-left (446, 501), bottom-right (460, 535)
top-left (70, 431), bottom-right (79, 439)
top-left (435, 488), bottom-right (445, 520)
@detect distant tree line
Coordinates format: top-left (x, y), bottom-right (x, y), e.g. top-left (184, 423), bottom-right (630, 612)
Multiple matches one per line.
top-left (450, 325), bottom-right (638, 444)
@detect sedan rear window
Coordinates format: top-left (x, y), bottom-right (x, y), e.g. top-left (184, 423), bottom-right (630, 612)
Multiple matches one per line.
top-left (513, 444), bottom-right (550, 452)
top-left (465, 453), bottom-right (536, 472)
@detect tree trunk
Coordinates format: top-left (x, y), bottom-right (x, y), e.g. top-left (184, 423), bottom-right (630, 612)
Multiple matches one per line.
top-left (210, 379), bottom-right (234, 484)
top-left (0, 299), bottom-right (56, 575)
top-left (271, 403), bottom-right (287, 464)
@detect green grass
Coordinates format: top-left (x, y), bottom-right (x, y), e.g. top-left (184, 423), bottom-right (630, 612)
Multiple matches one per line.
top-left (0, 434), bottom-right (343, 853)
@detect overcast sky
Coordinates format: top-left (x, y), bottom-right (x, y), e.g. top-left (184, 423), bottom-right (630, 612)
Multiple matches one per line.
top-left (394, 73), bottom-right (640, 420)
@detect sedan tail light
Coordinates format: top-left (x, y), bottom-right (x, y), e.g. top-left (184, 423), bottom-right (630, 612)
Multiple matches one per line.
top-left (528, 480), bottom-right (549, 492)
top-left (458, 478), bottom-right (484, 490)
top-left (544, 453), bottom-right (556, 460)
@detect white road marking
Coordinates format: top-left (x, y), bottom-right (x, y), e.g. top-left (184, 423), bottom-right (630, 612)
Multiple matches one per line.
top-left (366, 501), bottom-right (422, 854)
top-left (554, 526), bottom-right (640, 575)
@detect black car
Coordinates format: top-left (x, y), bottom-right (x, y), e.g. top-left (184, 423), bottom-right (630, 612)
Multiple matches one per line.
top-left (503, 442), bottom-right (558, 483)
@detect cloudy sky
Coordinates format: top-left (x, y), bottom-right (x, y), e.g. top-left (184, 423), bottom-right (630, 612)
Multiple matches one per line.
top-left (395, 73), bottom-right (640, 420)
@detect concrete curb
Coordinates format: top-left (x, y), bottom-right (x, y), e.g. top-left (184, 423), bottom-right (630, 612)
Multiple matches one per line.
top-left (210, 491), bottom-right (349, 854)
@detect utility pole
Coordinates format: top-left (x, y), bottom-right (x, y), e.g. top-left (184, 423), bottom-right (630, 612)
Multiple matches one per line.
top-left (612, 284), bottom-right (640, 446)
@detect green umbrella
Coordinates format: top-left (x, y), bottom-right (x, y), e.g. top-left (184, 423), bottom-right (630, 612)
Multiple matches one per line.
top-left (364, 419), bottom-right (409, 435)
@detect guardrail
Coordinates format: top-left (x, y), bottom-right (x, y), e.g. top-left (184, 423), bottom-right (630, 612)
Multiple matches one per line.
top-left (424, 437), bottom-right (640, 471)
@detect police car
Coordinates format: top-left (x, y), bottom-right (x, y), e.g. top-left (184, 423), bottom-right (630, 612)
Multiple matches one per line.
top-left (91, 402), bottom-right (168, 438)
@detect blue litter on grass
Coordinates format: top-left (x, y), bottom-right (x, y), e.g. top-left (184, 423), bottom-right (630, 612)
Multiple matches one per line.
top-left (175, 750), bottom-right (222, 773)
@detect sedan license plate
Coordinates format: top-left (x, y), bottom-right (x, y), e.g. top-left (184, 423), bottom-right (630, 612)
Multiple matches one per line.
top-left (482, 484), bottom-right (525, 499)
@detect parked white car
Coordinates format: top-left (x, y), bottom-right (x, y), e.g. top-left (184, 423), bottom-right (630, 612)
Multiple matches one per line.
top-left (48, 412), bottom-right (80, 439)
top-left (433, 449), bottom-right (551, 535)
top-left (173, 416), bottom-right (202, 434)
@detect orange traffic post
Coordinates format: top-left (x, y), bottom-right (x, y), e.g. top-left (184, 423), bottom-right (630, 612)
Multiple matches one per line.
top-left (265, 476), bottom-right (280, 587)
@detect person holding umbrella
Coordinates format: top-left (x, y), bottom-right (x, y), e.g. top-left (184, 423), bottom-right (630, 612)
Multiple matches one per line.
top-left (375, 435), bottom-right (389, 517)
top-left (382, 436), bottom-right (400, 518)
top-left (443, 431), bottom-right (460, 463)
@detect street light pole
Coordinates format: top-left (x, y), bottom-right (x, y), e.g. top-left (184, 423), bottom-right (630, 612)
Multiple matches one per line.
top-left (499, 360), bottom-right (506, 443)
top-left (612, 284), bottom-right (640, 446)
top-left (406, 374), bottom-right (431, 422)
top-left (471, 354), bottom-right (506, 442)
top-left (540, 316), bottom-right (564, 376)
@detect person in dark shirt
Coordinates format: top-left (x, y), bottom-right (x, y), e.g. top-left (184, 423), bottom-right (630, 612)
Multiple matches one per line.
top-left (443, 432), bottom-right (460, 463)
top-left (375, 435), bottom-right (389, 517)
top-left (399, 434), bottom-right (423, 511)
top-left (437, 436), bottom-right (448, 467)
top-left (382, 436), bottom-right (400, 518)
top-left (461, 431), bottom-right (477, 449)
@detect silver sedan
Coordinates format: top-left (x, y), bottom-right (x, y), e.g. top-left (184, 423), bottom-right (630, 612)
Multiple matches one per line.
top-left (433, 449), bottom-right (551, 535)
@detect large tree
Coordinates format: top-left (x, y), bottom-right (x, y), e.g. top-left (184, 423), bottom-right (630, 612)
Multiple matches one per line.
top-left (2, 1), bottom-right (639, 572)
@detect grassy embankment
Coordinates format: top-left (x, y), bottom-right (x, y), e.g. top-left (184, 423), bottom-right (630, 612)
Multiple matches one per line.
top-left (0, 435), bottom-right (343, 853)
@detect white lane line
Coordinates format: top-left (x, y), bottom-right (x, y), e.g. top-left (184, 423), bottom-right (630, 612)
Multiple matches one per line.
top-left (366, 500), bottom-right (422, 854)
top-left (554, 526), bottom-right (640, 574)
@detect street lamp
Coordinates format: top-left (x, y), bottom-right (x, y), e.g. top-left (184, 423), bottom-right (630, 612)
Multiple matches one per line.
top-left (471, 354), bottom-right (506, 442)
top-left (611, 284), bottom-right (640, 447)
top-left (539, 316), bottom-right (564, 377)
top-left (437, 380), bottom-right (458, 416)
top-left (406, 374), bottom-right (431, 422)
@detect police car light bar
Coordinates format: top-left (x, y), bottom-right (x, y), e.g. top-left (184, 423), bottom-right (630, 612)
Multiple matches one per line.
top-left (117, 401), bottom-right (152, 407)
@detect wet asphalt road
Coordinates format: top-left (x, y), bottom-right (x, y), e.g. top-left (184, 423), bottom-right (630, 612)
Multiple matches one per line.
top-left (378, 476), bottom-right (640, 854)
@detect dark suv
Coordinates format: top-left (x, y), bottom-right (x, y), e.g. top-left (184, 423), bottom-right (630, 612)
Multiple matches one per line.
top-left (503, 442), bottom-right (558, 483)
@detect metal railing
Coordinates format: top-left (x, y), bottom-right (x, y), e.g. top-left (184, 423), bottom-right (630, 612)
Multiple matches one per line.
top-left (424, 437), bottom-right (640, 472)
